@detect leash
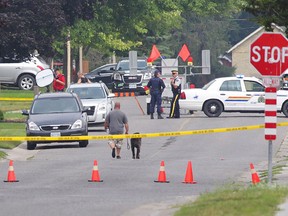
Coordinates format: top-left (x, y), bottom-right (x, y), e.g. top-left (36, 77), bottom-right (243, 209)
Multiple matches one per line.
top-left (126, 138), bottom-right (130, 150)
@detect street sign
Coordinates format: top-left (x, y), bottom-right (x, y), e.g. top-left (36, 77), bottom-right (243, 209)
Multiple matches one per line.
top-left (250, 32), bottom-right (288, 76)
top-left (262, 77), bottom-right (280, 87)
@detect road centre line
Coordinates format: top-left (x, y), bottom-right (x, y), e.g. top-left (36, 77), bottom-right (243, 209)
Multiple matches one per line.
top-left (2, 122), bottom-right (288, 141)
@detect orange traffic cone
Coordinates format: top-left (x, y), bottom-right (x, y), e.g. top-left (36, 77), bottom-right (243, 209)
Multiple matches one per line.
top-left (88, 160), bottom-right (103, 182)
top-left (154, 161), bottom-right (169, 183)
top-left (4, 160), bottom-right (19, 182)
top-left (250, 163), bottom-right (261, 184)
top-left (182, 161), bottom-right (197, 184)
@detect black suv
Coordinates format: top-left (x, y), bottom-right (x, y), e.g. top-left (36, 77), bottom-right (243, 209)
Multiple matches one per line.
top-left (22, 92), bottom-right (89, 150)
top-left (112, 59), bottom-right (153, 94)
top-left (85, 63), bottom-right (116, 89)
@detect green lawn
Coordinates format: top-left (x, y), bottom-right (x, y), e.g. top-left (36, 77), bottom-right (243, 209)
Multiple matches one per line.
top-left (175, 185), bottom-right (288, 216)
top-left (0, 123), bottom-right (26, 149)
top-left (0, 90), bottom-right (29, 158)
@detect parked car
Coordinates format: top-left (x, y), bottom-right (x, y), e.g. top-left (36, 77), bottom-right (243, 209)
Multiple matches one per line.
top-left (66, 82), bottom-right (115, 127)
top-left (22, 92), bottom-right (89, 150)
top-left (179, 75), bottom-right (288, 117)
top-left (85, 63), bottom-right (116, 88)
top-left (0, 56), bottom-right (50, 90)
top-left (112, 59), bottom-right (153, 94)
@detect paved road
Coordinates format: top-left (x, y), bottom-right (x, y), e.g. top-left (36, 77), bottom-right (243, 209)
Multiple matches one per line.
top-left (1, 96), bottom-right (288, 216)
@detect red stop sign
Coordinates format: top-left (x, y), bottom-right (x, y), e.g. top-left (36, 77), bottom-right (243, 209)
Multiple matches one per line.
top-left (250, 32), bottom-right (288, 76)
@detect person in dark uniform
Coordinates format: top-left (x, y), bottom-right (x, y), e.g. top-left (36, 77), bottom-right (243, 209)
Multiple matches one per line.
top-left (147, 70), bottom-right (166, 119)
top-left (167, 70), bottom-right (181, 118)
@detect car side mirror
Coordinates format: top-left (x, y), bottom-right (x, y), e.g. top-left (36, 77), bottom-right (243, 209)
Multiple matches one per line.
top-left (22, 110), bottom-right (29, 116)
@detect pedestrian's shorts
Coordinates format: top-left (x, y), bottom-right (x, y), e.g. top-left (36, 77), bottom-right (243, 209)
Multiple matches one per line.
top-left (108, 139), bottom-right (123, 149)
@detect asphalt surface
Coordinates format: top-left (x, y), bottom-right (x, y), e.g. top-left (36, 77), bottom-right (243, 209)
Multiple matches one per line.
top-left (4, 132), bottom-right (288, 216)
top-left (3, 125), bottom-right (288, 216)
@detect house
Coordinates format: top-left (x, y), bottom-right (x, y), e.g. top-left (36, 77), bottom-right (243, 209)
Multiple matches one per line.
top-left (219, 24), bottom-right (286, 78)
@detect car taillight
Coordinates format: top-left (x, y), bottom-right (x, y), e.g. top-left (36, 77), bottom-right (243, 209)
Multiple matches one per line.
top-left (37, 65), bottom-right (44, 70)
top-left (180, 92), bottom-right (186, 99)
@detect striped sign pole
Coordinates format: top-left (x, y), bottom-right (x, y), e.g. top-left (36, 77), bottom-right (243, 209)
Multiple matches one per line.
top-left (265, 87), bottom-right (277, 184)
top-left (265, 87), bottom-right (277, 140)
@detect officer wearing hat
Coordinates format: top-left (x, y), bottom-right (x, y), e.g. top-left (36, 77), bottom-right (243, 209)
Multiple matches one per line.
top-left (147, 70), bottom-right (166, 119)
top-left (167, 70), bottom-right (181, 118)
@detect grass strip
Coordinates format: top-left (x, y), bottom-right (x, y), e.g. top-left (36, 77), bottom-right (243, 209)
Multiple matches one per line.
top-left (175, 185), bottom-right (288, 216)
top-left (0, 123), bottom-right (25, 149)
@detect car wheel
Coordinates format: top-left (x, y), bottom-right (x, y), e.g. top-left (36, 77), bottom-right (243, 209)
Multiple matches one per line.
top-left (147, 103), bottom-right (150, 115)
top-left (18, 74), bottom-right (35, 90)
top-left (27, 142), bottom-right (37, 150)
top-left (282, 101), bottom-right (288, 117)
top-left (79, 140), bottom-right (88, 148)
top-left (203, 100), bottom-right (223, 117)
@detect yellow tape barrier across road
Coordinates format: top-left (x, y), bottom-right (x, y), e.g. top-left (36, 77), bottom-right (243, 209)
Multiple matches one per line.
top-left (1, 122), bottom-right (288, 142)
top-left (0, 98), bottom-right (33, 101)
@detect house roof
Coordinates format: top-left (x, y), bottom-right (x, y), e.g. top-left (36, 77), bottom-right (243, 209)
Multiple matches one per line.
top-left (226, 24), bottom-right (286, 54)
top-left (226, 26), bottom-right (264, 54)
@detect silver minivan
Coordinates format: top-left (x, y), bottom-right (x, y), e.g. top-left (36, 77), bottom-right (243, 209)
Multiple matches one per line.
top-left (0, 56), bottom-right (50, 90)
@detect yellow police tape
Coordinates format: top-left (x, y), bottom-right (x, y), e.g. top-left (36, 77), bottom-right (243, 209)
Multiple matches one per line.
top-left (1, 122), bottom-right (288, 142)
top-left (0, 98), bottom-right (33, 101)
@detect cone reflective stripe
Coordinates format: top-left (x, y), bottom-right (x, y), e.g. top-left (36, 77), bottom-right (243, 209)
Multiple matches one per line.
top-left (183, 161), bottom-right (197, 184)
top-left (4, 160), bottom-right (19, 182)
top-left (154, 160), bottom-right (169, 183)
top-left (88, 160), bottom-right (103, 182)
top-left (250, 163), bottom-right (260, 184)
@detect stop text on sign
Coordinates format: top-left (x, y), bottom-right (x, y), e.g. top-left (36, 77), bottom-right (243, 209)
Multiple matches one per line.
top-left (251, 46), bottom-right (288, 63)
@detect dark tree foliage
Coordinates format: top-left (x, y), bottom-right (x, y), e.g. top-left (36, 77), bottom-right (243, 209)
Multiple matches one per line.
top-left (0, 0), bottom-right (9, 27)
top-left (62, 0), bottom-right (96, 25)
top-left (0, 0), bottom-right (104, 58)
top-left (243, 0), bottom-right (288, 34)
top-left (0, 0), bottom-right (66, 58)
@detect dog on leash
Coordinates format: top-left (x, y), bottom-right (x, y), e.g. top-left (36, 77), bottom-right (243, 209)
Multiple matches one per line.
top-left (131, 132), bottom-right (141, 159)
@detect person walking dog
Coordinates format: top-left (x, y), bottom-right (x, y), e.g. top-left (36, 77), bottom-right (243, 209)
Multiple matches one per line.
top-left (104, 102), bottom-right (129, 159)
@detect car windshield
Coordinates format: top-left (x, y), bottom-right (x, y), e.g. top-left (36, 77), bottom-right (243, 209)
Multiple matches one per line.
top-left (68, 87), bottom-right (106, 99)
top-left (202, 79), bottom-right (216, 90)
top-left (116, 61), bottom-right (147, 70)
top-left (31, 97), bottom-right (80, 114)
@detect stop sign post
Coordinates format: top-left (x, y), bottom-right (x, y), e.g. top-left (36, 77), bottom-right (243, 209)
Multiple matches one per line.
top-left (250, 32), bottom-right (288, 184)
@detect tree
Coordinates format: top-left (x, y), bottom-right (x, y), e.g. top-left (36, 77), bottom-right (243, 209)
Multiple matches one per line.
top-left (0, 0), bottom-right (9, 27)
top-left (0, 0), bottom-right (66, 58)
top-left (242, 0), bottom-right (288, 34)
top-left (64, 0), bottom-right (183, 56)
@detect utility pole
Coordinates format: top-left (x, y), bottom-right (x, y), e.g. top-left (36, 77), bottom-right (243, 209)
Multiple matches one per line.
top-left (79, 46), bottom-right (83, 73)
top-left (66, 31), bottom-right (71, 86)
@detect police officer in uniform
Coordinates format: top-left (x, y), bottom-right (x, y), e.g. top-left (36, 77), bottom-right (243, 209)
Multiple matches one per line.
top-left (167, 70), bottom-right (181, 118)
top-left (147, 70), bottom-right (166, 119)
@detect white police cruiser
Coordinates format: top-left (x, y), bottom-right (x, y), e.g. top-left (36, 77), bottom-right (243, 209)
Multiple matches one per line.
top-left (179, 75), bottom-right (288, 117)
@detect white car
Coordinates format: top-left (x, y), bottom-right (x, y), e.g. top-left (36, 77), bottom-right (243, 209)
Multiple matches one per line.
top-left (179, 76), bottom-right (288, 117)
top-left (66, 82), bottom-right (115, 126)
top-left (0, 56), bottom-right (50, 90)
